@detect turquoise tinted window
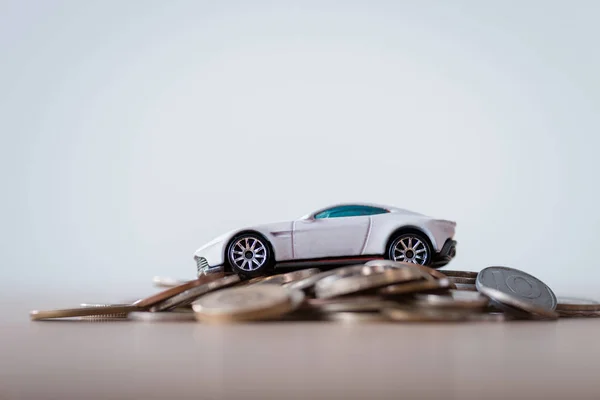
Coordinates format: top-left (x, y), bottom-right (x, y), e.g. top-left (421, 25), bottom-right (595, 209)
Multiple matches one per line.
top-left (314, 205), bottom-right (388, 219)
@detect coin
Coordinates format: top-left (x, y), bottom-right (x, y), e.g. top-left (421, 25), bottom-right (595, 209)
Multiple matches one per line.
top-left (382, 307), bottom-right (473, 322)
top-left (307, 296), bottom-right (397, 313)
top-left (315, 268), bottom-right (423, 298)
top-left (310, 264), bottom-right (388, 295)
top-left (151, 274), bottom-right (240, 311)
top-left (128, 309), bottom-right (196, 322)
top-left (78, 303), bottom-right (131, 319)
top-left (556, 296), bottom-right (600, 311)
top-left (479, 287), bottom-right (559, 319)
top-left (366, 260), bottom-right (445, 280)
top-left (283, 269), bottom-right (344, 292)
top-left (379, 278), bottom-right (452, 296)
top-left (30, 305), bottom-right (141, 321)
top-left (447, 277), bottom-right (476, 284)
top-left (413, 290), bottom-right (489, 309)
top-left (251, 268), bottom-right (321, 286)
top-left (325, 312), bottom-right (389, 323)
top-left (476, 266), bottom-right (558, 319)
top-left (152, 276), bottom-right (189, 288)
top-left (439, 270), bottom-right (479, 279)
top-left (135, 273), bottom-right (226, 308)
top-left (453, 283), bottom-right (477, 291)
top-left (192, 285), bottom-right (301, 323)
top-left (556, 310), bottom-right (600, 318)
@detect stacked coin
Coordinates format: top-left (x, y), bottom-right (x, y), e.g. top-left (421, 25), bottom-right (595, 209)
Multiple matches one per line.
top-left (29, 263), bottom-right (598, 323)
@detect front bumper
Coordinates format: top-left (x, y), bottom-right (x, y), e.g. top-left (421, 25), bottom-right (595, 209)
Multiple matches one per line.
top-left (431, 239), bottom-right (457, 268)
top-left (195, 256), bottom-right (225, 276)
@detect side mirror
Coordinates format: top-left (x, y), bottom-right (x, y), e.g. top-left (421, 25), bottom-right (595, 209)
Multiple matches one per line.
top-left (300, 214), bottom-right (316, 222)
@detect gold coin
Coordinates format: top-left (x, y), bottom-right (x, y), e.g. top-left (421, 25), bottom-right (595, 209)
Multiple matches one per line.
top-left (135, 273), bottom-right (226, 308)
top-left (438, 270), bottom-right (479, 278)
top-left (151, 275), bottom-right (241, 311)
top-left (326, 312), bottom-right (389, 323)
top-left (448, 276), bottom-right (476, 284)
top-left (128, 309), bottom-right (196, 322)
top-left (78, 303), bottom-right (131, 319)
top-left (250, 268), bottom-right (321, 286)
top-left (379, 278), bottom-right (452, 296)
top-left (316, 268), bottom-right (424, 298)
top-left (453, 283), bottom-right (478, 292)
top-left (192, 285), bottom-right (300, 323)
top-left (30, 305), bottom-right (140, 321)
top-left (307, 296), bottom-right (397, 313)
top-left (152, 276), bottom-right (190, 288)
top-left (556, 296), bottom-right (600, 311)
top-left (557, 310), bottom-right (600, 318)
top-left (381, 307), bottom-right (473, 322)
top-left (412, 290), bottom-right (489, 310)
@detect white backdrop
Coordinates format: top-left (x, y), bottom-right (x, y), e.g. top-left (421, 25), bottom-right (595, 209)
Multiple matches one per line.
top-left (2, 1), bottom-right (599, 298)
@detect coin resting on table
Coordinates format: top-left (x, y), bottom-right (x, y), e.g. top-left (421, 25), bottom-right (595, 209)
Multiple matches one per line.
top-left (29, 262), bottom-right (598, 323)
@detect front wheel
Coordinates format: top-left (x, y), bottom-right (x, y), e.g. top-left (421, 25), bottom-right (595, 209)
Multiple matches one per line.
top-left (226, 234), bottom-right (274, 277)
top-left (387, 233), bottom-right (432, 265)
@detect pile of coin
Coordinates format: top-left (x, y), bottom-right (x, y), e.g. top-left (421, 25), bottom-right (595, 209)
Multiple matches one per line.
top-left (30, 261), bottom-right (600, 322)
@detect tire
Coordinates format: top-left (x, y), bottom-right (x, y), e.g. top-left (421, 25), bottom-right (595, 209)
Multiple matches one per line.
top-left (226, 233), bottom-right (274, 277)
top-left (386, 232), bottom-right (433, 266)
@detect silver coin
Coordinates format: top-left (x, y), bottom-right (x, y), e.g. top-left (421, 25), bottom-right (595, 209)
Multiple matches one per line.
top-left (556, 296), bottom-right (600, 311)
top-left (476, 266), bottom-right (558, 319)
top-left (413, 290), bottom-right (489, 310)
top-left (315, 268), bottom-right (423, 298)
top-left (151, 275), bottom-right (240, 311)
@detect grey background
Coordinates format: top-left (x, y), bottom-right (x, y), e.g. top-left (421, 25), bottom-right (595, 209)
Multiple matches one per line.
top-left (1, 0), bottom-right (599, 300)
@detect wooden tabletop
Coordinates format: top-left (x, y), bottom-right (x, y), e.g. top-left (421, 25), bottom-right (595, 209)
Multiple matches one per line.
top-left (3, 296), bottom-right (600, 400)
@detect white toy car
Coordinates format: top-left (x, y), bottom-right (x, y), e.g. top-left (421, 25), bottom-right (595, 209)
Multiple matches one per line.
top-left (194, 203), bottom-right (457, 277)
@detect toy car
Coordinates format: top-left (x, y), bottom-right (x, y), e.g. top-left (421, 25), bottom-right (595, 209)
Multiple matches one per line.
top-left (194, 203), bottom-right (457, 277)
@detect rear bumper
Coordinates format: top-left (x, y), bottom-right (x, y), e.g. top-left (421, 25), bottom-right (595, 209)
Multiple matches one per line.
top-left (431, 239), bottom-right (457, 268)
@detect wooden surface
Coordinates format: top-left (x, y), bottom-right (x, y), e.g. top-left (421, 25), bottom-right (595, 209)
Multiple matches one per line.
top-left (2, 298), bottom-right (600, 400)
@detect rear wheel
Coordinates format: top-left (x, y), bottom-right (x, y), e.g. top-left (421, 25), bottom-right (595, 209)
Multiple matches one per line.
top-left (226, 234), bottom-right (274, 277)
top-left (387, 232), bottom-right (432, 265)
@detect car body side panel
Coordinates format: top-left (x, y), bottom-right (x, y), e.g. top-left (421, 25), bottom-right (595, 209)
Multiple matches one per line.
top-left (194, 221), bottom-right (294, 267)
top-left (363, 213), bottom-right (445, 254)
top-left (292, 216), bottom-right (371, 259)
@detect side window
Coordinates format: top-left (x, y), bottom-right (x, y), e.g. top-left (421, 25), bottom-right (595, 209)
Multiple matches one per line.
top-left (327, 207), bottom-right (366, 218)
top-left (362, 206), bottom-right (388, 216)
top-left (314, 205), bottom-right (388, 219)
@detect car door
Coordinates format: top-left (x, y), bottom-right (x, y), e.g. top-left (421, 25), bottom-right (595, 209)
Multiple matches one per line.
top-left (292, 207), bottom-right (371, 259)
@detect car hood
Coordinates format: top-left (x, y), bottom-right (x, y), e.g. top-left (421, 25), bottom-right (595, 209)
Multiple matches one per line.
top-left (196, 220), bottom-right (293, 251)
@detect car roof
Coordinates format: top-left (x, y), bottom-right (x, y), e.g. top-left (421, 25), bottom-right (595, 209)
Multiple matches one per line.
top-left (308, 202), bottom-right (425, 216)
